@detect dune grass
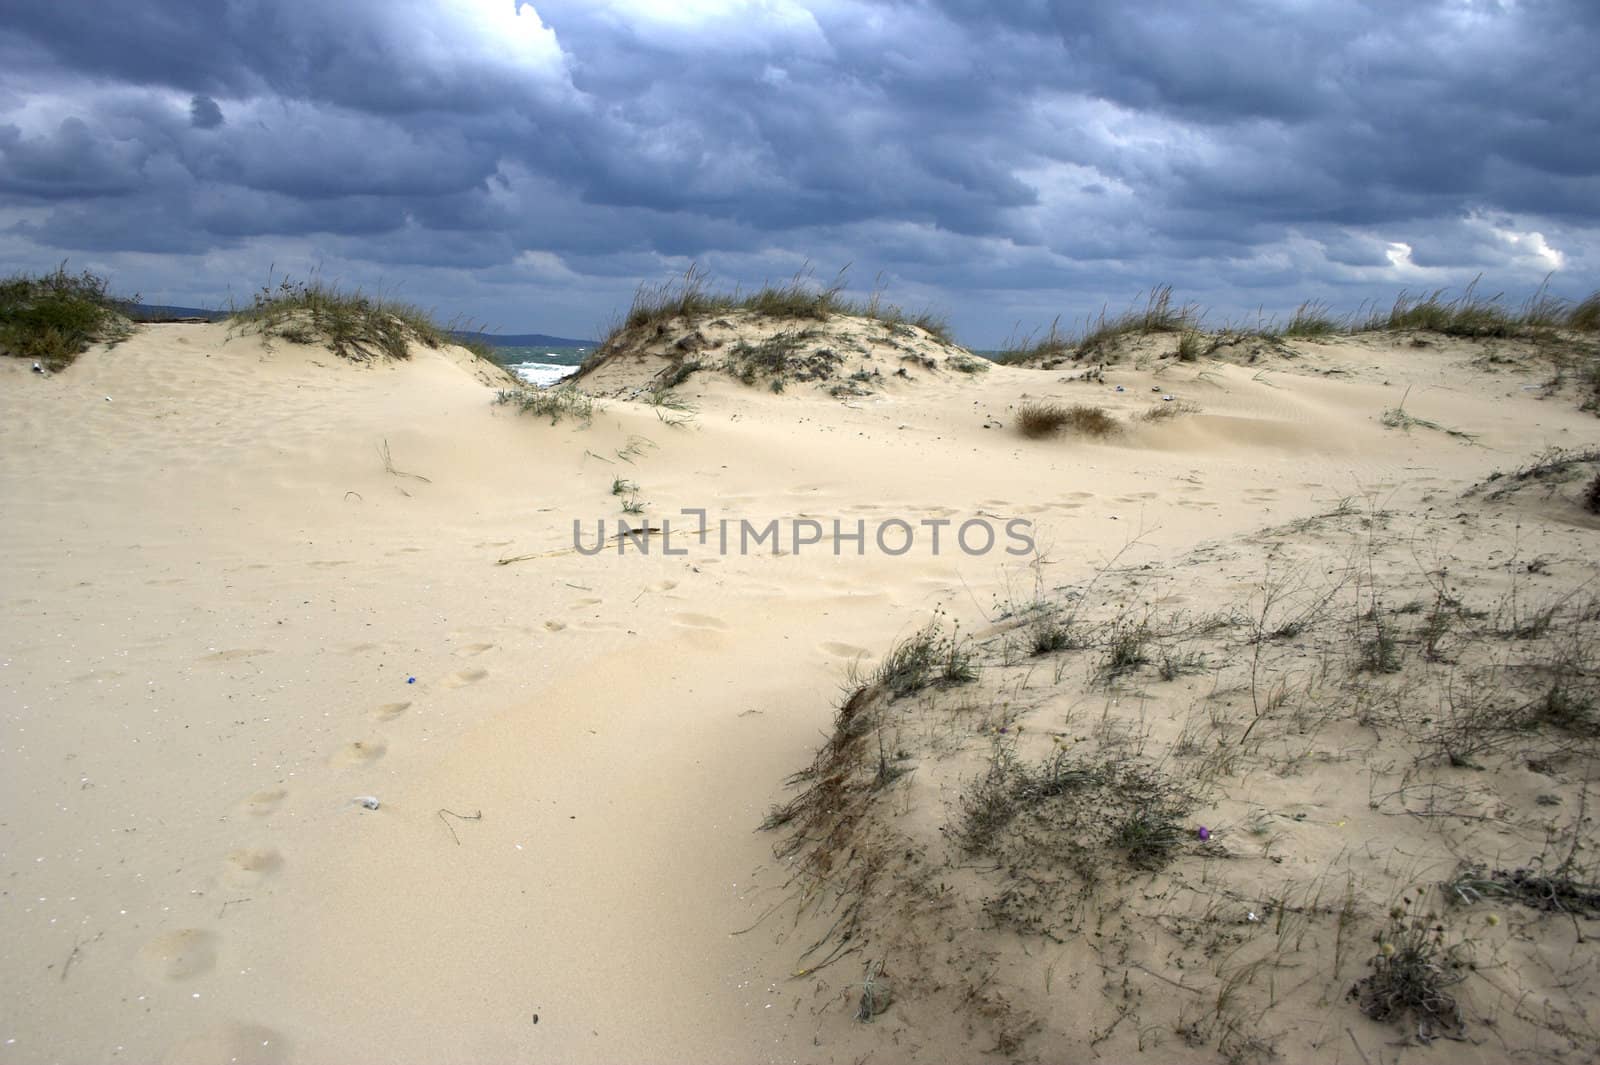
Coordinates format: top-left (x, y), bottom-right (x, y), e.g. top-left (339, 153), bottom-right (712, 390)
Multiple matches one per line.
top-left (1016, 400), bottom-right (1119, 439)
top-left (229, 275), bottom-right (494, 362)
top-left (494, 383), bottom-right (595, 425)
top-left (997, 280), bottom-right (1600, 368)
top-left (596, 264), bottom-right (953, 358)
top-left (994, 286), bottom-right (1196, 365)
top-left (0, 266), bottom-right (138, 370)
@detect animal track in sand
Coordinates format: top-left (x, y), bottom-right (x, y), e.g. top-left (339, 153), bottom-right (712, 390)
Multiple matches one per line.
top-left (201, 648), bottom-right (270, 662)
top-left (223, 847), bottom-right (283, 885)
top-left (139, 929), bottom-right (217, 980)
top-left (453, 642), bottom-right (496, 657)
top-left (240, 789), bottom-right (287, 816)
top-left (161, 1021), bottom-right (287, 1065)
top-left (369, 701), bottom-right (411, 721)
top-left (443, 667), bottom-right (488, 688)
top-left (820, 641), bottom-right (871, 659)
top-left (329, 740), bottom-right (387, 767)
top-left (671, 613), bottom-right (730, 630)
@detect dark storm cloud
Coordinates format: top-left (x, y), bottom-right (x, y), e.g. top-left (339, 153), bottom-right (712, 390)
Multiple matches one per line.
top-left (0, 0), bottom-right (1595, 341)
top-left (189, 95), bottom-right (223, 129)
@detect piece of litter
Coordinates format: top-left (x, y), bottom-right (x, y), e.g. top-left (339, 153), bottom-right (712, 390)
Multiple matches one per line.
top-left (104, 396), bottom-right (112, 402)
top-left (1246, 911), bottom-right (1260, 923)
top-left (1152, 386), bottom-right (1161, 392)
top-left (406, 676), bottom-right (416, 684)
top-left (32, 362), bottom-right (44, 373)
top-left (1114, 385), bottom-right (1125, 392)
top-left (354, 796), bottom-right (381, 811)
top-left (1197, 826), bottom-right (1211, 841)
top-left (1162, 394), bottom-right (1175, 401)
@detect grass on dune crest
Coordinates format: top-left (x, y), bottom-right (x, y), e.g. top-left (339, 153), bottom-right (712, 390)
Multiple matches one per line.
top-left (0, 266), bottom-right (138, 370)
top-left (230, 274), bottom-right (496, 363)
top-left (995, 279), bottom-right (1600, 367)
top-left (594, 264), bottom-right (954, 360)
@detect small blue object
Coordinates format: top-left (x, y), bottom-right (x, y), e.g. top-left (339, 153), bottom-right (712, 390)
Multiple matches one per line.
top-left (1114, 385), bottom-right (1125, 392)
top-left (407, 676), bottom-right (416, 684)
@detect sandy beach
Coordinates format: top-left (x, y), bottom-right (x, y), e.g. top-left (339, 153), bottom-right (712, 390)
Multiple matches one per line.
top-left (3, 300), bottom-right (1598, 1064)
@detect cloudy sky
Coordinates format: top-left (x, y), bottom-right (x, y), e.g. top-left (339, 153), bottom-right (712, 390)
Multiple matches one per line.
top-left (2, 0), bottom-right (1596, 346)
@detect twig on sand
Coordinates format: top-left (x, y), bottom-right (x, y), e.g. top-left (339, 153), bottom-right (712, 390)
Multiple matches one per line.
top-left (59, 937), bottom-right (81, 982)
top-left (1346, 1027), bottom-right (1375, 1065)
top-left (379, 439), bottom-right (432, 483)
top-left (218, 897), bottom-right (253, 919)
top-left (438, 807), bottom-right (483, 845)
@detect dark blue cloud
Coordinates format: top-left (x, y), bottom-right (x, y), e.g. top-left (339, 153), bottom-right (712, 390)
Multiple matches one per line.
top-left (0, 0), bottom-right (1595, 343)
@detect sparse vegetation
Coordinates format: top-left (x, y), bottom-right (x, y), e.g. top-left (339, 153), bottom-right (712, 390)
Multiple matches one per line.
top-left (1350, 902), bottom-right (1466, 1040)
top-left (875, 621), bottom-right (978, 697)
top-left (596, 264), bottom-right (954, 359)
top-left (1283, 300), bottom-right (1341, 337)
top-left (230, 275), bottom-right (461, 361)
top-left (1137, 399), bottom-right (1202, 422)
top-left (0, 266), bottom-right (137, 370)
top-left (1175, 328), bottom-right (1207, 361)
top-left (1380, 389), bottom-right (1477, 441)
top-left (495, 383), bottom-right (595, 424)
top-left (1016, 400), bottom-right (1119, 439)
top-left (993, 318), bottom-right (1073, 366)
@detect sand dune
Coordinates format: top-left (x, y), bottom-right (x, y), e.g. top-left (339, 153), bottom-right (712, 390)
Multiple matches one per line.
top-left (3, 314), bottom-right (1599, 1063)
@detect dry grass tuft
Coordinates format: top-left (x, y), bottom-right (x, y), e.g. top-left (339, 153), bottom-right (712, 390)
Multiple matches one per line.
top-left (1017, 401), bottom-right (1119, 439)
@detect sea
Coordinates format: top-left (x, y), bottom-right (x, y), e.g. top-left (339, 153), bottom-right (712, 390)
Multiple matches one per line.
top-left (497, 345), bottom-right (587, 388)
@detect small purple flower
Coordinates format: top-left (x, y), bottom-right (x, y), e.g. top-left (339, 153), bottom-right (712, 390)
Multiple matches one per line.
top-left (1197, 826), bottom-right (1211, 842)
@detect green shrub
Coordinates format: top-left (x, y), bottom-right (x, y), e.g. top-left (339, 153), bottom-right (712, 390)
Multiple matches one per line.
top-left (0, 266), bottom-right (136, 370)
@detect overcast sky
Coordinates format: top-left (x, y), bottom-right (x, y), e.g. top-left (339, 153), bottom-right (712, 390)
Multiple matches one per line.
top-left (2, 1), bottom-right (1596, 346)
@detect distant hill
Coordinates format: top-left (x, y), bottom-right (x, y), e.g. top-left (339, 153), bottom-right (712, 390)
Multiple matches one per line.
top-left (118, 305), bottom-right (594, 348)
top-left (124, 304), bottom-right (228, 322)
top-left (452, 331), bottom-right (597, 349)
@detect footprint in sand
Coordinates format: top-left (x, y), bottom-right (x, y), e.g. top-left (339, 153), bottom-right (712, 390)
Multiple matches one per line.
top-left (369, 701), bottom-right (411, 722)
top-left (223, 848), bottom-right (283, 885)
top-left (820, 641), bottom-right (871, 660)
top-left (542, 620), bottom-right (567, 632)
top-left (671, 613), bottom-right (730, 630)
top-left (644, 579), bottom-right (679, 593)
top-left (453, 642), bottom-right (496, 657)
top-left (201, 648), bottom-right (270, 663)
top-left (140, 929), bottom-right (217, 980)
top-left (443, 668), bottom-right (488, 688)
top-left (161, 1022), bottom-right (287, 1065)
top-left (571, 597), bottom-right (603, 608)
top-left (329, 740), bottom-right (387, 767)
top-left (240, 789), bottom-right (286, 817)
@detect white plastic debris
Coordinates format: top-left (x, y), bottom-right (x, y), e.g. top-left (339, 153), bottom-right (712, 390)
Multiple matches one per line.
top-left (354, 795), bottom-right (381, 811)
top-left (32, 362), bottom-right (44, 373)
top-left (1162, 394), bottom-right (1176, 401)
top-left (104, 396), bottom-right (112, 402)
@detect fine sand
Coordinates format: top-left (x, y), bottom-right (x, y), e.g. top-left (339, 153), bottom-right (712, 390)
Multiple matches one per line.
top-left (3, 316), bottom-right (1599, 1064)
